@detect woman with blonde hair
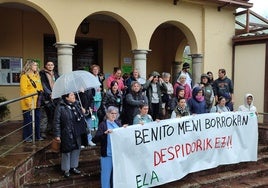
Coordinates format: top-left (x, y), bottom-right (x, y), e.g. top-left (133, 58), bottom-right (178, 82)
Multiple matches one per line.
top-left (20, 59), bottom-right (44, 142)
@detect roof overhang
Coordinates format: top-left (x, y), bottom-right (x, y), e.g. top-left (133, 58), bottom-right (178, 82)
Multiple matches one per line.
top-left (233, 34), bottom-right (268, 44)
top-left (174, 0), bottom-right (253, 10)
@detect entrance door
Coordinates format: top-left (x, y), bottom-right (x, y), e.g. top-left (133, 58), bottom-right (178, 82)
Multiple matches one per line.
top-left (44, 35), bottom-right (103, 72)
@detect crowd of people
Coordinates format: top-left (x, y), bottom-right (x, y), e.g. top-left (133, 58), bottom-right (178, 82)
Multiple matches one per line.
top-left (19, 60), bottom-right (258, 187)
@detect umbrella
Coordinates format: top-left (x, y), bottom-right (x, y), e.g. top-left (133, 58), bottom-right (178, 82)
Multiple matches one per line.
top-left (51, 70), bottom-right (100, 99)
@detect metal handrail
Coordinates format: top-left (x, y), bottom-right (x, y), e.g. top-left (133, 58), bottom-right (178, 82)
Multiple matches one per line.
top-left (0, 92), bottom-right (38, 157)
top-left (0, 92), bottom-right (38, 106)
top-left (258, 112), bottom-right (268, 116)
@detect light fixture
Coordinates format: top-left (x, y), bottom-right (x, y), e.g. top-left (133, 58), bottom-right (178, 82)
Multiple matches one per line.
top-left (80, 18), bottom-right (89, 34)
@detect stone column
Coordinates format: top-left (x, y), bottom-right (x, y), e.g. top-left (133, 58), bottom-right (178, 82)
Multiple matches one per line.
top-left (54, 42), bottom-right (76, 75)
top-left (132, 49), bottom-right (149, 79)
top-left (189, 54), bottom-right (203, 86)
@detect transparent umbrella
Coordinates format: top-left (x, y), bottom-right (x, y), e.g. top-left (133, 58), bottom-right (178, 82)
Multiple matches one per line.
top-left (51, 70), bottom-right (100, 99)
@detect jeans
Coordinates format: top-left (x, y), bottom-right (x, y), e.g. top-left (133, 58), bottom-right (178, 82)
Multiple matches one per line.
top-left (22, 108), bottom-right (41, 140)
top-left (86, 117), bottom-right (93, 142)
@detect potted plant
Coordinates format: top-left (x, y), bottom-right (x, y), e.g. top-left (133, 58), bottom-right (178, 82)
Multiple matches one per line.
top-left (0, 96), bottom-right (10, 121)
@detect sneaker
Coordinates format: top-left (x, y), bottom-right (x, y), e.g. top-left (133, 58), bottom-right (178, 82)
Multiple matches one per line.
top-left (63, 171), bottom-right (70, 178)
top-left (88, 141), bottom-right (96, 146)
top-left (36, 137), bottom-right (44, 141)
top-left (70, 168), bottom-right (81, 175)
top-left (25, 138), bottom-right (32, 143)
top-left (81, 145), bottom-right (85, 149)
top-left (41, 133), bottom-right (47, 139)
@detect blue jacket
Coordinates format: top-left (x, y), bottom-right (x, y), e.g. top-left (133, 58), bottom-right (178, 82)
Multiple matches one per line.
top-left (187, 87), bottom-right (207, 114)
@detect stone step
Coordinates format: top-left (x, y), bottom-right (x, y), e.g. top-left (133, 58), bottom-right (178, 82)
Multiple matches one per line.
top-left (23, 155), bottom-right (101, 188)
top-left (23, 145), bottom-right (102, 188)
top-left (219, 176), bottom-right (268, 188)
top-left (23, 173), bottom-right (100, 188)
top-left (44, 144), bottom-right (101, 161)
top-left (156, 162), bottom-right (268, 187)
top-left (23, 134), bottom-right (268, 187)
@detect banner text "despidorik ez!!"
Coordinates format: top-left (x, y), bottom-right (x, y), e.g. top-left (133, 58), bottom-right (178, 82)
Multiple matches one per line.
top-left (111, 112), bottom-right (258, 188)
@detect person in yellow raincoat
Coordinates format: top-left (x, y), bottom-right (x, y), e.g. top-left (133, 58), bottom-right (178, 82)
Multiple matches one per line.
top-left (20, 59), bottom-right (44, 142)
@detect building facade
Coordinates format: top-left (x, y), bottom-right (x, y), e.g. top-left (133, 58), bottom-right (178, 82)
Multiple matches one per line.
top-left (0, 0), bottom-right (253, 119)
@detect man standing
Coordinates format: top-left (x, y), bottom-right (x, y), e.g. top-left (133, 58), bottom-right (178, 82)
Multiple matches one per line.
top-left (213, 68), bottom-right (234, 111)
top-left (39, 61), bottom-right (59, 138)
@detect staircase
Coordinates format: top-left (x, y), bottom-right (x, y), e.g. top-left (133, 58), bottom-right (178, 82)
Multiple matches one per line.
top-left (22, 126), bottom-right (268, 188)
top-left (23, 145), bottom-right (101, 188)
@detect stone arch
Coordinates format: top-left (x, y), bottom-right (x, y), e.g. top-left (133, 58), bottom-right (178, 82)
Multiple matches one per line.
top-left (148, 20), bottom-right (198, 82)
top-left (0, 0), bottom-right (59, 41)
top-left (164, 20), bottom-right (197, 54)
top-left (79, 11), bottom-right (138, 50)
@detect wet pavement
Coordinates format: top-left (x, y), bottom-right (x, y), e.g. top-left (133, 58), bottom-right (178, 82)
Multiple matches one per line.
top-left (0, 121), bottom-right (52, 178)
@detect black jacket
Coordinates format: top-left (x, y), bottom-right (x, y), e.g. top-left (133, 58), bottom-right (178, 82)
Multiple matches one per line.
top-left (123, 90), bottom-right (148, 125)
top-left (53, 100), bottom-right (88, 153)
top-left (102, 89), bottom-right (123, 113)
top-left (39, 69), bottom-right (59, 101)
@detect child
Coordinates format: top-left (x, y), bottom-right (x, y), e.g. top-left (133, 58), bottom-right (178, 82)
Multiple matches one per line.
top-left (133, 104), bottom-right (153, 125)
top-left (171, 97), bottom-right (190, 118)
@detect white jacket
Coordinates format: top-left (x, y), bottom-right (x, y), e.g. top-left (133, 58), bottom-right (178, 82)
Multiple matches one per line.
top-left (238, 93), bottom-right (257, 113)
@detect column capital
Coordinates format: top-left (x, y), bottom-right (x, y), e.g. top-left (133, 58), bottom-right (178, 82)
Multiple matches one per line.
top-left (132, 49), bottom-right (151, 55)
top-left (189, 54), bottom-right (203, 58)
top-left (54, 42), bottom-right (76, 48)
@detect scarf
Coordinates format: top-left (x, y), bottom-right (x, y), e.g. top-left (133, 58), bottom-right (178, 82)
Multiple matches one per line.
top-left (45, 70), bottom-right (55, 90)
top-left (66, 102), bottom-right (84, 122)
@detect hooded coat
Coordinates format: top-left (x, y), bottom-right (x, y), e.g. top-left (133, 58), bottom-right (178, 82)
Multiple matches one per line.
top-left (238, 93), bottom-right (257, 113)
top-left (187, 87), bottom-right (207, 114)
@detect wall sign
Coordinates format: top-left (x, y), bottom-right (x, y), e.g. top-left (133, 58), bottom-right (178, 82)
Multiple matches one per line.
top-left (0, 57), bottom-right (22, 85)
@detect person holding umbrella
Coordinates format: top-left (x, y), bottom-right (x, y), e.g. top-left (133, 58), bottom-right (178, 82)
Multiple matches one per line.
top-left (53, 92), bottom-right (88, 178)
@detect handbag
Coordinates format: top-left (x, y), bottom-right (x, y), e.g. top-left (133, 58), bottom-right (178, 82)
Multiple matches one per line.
top-left (36, 91), bottom-right (44, 108)
top-left (50, 138), bottom-right (60, 152)
top-left (27, 75), bottom-right (44, 108)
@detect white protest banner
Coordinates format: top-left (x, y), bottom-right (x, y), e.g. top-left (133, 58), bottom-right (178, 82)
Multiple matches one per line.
top-left (111, 111), bottom-right (258, 188)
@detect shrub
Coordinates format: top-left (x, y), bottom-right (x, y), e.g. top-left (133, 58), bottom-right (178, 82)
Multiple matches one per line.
top-left (0, 96), bottom-right (10, 121)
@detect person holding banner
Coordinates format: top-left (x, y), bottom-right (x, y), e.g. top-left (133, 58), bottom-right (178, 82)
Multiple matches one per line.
top-left (92, 106), bottom-right (126, 188)
top-left (237, 93), bottom-right (257, 115)
top-left (133, 103), bottom-right (153, 125)
top-left (171, 97), bottom-right (190, 118)
top-left (210, 96), bottom-right (230, 113)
